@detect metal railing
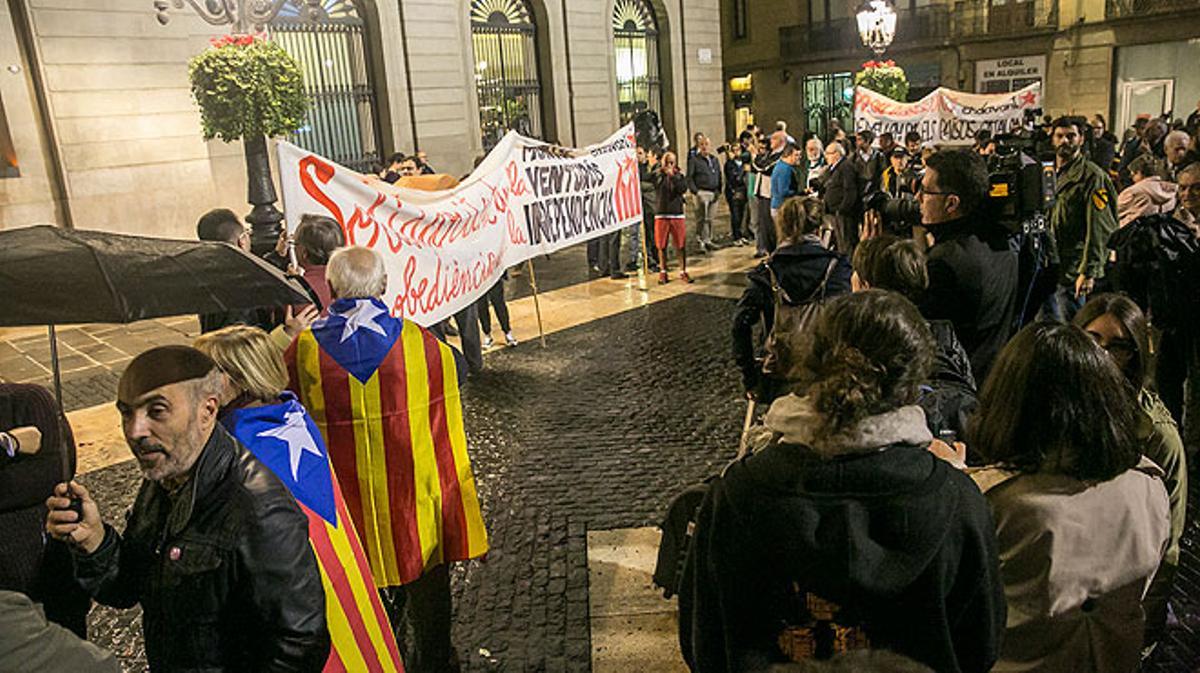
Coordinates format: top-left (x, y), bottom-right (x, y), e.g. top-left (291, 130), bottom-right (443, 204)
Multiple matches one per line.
top-left (951, 0), bottom-right (1057, 38)
top-left (780, 5), bottom-right (949, 62)
top-left (1106, 0), bottom-right (1200, 17)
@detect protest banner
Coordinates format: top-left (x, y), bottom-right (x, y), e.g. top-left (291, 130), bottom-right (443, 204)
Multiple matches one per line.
top-left (277, 125), bottom-right (643, 327)
top-left (854, 83), bottom-right (1042, 145)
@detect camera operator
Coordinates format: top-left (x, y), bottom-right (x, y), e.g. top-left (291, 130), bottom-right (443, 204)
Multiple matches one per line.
top-left (915, 150), bottom-right (1019, 381)
top-left (882, 148), bottom-right (917, 198)
top-left (1042, 116), bottom-right (1119, 323)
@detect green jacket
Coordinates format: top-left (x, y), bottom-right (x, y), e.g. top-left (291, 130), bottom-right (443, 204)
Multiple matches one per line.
top-left (1049, 154), bottom-right (1119, 283)
top-left (1138, 388), bottom-right (1187, 566)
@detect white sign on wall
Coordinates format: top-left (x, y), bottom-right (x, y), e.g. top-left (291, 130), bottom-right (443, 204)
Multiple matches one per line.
top-left (698, 48), bottom-right (713, 65)
top-left (975, 55), bottom-right (1046, 94)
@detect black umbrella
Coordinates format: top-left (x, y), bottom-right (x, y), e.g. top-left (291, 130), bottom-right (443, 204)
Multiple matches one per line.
top-left (0, 225), bottom-right (312, 405)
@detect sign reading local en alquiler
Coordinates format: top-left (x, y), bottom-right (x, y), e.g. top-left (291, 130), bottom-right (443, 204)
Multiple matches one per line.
top-left (975, 55), bottom-right (1046, 94)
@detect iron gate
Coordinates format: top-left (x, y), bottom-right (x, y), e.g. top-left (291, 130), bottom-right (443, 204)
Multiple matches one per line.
top-left (270, 0), bottom-right (382, 173)
top-left (471, 0), bottom-right (544, 150)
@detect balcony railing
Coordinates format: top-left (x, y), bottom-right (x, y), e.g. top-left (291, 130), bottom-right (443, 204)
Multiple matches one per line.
top-left (952, 0), bottom-right (1057, 37)
top-left (1106, 0), bottom-right (1200, 17)
top-left (780, 5), bottom-right (950, 62)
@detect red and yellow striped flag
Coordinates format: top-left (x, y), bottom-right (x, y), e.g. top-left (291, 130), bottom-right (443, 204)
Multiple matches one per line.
top-left (286, 297), bottom-right (489, 587)
top-left (223, 396), bottom-right (405, 672)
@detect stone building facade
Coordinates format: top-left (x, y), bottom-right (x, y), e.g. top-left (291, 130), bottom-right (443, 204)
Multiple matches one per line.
top-left (719, 0), bottom-right (1200, 142)
top-left (0, 0), bottom-right (723, 238)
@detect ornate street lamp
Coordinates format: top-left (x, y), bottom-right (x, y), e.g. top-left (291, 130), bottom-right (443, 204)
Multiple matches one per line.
top-left (153, 0), bottom-right (323, 34)
top-left (856, 0), bottom-right (898, 56)
top-left (153, 0), bottom-right (322, 254)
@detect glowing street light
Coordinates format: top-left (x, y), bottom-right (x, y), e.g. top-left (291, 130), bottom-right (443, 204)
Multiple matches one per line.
top-left (856, 0), bottom-right (897, 56)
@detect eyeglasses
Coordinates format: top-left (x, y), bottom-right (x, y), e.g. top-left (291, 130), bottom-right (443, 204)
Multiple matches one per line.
top-left (916, 183), bottom-right (954, 197)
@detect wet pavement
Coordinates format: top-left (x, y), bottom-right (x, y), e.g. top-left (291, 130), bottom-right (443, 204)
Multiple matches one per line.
top-left (74, 292), bottom-right (745, 671)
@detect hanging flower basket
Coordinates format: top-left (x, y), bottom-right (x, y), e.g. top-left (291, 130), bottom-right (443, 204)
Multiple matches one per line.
top-left (188, 34), bottom-right (308, 142)
top-left (855, 59), bottom-right (909, 102)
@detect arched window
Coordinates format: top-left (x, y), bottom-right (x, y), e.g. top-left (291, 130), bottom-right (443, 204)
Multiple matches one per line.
top-left (613, 0), bottom-right (661, 125)
top-left (269, 0), bottom-right (382, 172)
top-left (471, 0), bottom-right (544, 150)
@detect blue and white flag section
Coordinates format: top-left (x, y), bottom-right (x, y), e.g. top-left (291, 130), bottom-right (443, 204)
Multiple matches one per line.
top-left (276, 126), bottom-right (644, 327)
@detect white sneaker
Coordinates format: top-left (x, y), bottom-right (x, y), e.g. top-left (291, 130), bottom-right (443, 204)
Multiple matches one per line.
top-left (482, 334), bottom-right (494, 348)
top-left (505, 332), bottom-right (519, 347)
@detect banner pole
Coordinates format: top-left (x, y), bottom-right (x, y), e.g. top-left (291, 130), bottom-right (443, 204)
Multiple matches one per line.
top-left (638, 217), bottom-right (650, 292)
top-left (526, 259), bottom-right (548, 348)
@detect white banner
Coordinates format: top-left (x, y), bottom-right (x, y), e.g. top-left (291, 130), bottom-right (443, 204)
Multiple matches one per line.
top-left (277, 125), bottom-right (643, 326)
top-left (853, 83), bottom-right (1042, 146)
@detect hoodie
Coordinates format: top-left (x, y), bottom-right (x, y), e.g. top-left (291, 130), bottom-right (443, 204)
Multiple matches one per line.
top-left (680, 395), bottom-right (1006, 673)
top-left (1117, 177), bottom-right (1177, 228)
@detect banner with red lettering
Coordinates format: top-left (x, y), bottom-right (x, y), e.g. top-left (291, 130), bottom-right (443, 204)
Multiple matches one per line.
top-left (276, 125), bottom-right (643, 326)
top-left (854, 83), bottom-right (1042, 145)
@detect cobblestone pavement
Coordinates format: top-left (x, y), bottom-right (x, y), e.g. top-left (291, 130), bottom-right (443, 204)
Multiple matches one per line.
top-left (76, 292), bottom-right (746, 672)
top-left (44, 289), bottom-right (1200, 671)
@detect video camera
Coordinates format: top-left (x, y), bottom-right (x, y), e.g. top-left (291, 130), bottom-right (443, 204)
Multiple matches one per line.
top-left (862, 190), bottom-right (921, 236)
top-left (986, 137), bottom-right (1056, 233)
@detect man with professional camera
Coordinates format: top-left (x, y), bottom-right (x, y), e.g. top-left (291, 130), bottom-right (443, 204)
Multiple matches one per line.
top-left (1043, 116), bottom-right (1119, 323)
top-left (916, 150), bottom-right (1019, 381)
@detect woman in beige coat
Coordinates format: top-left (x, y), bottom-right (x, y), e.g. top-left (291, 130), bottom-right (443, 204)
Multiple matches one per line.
top-left (969, 322), bottom-right (1169, 673)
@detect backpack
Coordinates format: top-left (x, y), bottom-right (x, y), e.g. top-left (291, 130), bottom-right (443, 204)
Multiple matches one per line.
top-left (761, 258), bottom-right (839, 380)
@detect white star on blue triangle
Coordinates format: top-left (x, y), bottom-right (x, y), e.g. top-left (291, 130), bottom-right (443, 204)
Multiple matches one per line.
top-left (312, 297), bottom-right (403, 384)
top-left (223, 393), bottom-right (338, 525)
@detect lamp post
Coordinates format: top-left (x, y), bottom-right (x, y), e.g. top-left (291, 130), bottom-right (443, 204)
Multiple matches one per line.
top-left (856, 0), bottom-right (898, 56)
top-left (153, 0), bottom-right (321, 254)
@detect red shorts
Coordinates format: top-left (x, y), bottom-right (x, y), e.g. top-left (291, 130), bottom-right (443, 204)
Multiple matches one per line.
top-left (654, 215), bottom-right (686, 250)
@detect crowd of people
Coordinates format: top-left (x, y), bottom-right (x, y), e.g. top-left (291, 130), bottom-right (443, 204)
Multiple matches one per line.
top-left (4, 101), bottom-right (1200, 673)
top-left (665, 101), bottom-right (1200, 672)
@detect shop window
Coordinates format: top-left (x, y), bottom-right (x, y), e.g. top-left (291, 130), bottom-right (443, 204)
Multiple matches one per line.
top-left (471, 0), bottom-right (545, 150)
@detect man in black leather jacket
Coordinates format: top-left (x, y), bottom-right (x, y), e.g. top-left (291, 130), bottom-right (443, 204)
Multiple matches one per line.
top-left (46, 346), bottom-right (329, 672)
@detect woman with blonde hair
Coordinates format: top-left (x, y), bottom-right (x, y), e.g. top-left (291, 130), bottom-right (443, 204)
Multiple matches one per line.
top-left (732, 195), bottom-right (851, 401)
top-left (193, 325), bottom-right (405, 673)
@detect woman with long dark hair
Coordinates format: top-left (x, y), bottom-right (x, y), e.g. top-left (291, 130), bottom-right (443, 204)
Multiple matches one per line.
top-left (969, 321), bottom-right (1169, 672)
top-left (1074, 293), bottom-right (1185, 651)
top-left (688, 290), bottom-right (1005, 673)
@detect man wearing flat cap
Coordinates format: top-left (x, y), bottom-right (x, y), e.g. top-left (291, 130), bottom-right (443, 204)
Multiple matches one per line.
top-left (45, 346), bottom-right (330, 672)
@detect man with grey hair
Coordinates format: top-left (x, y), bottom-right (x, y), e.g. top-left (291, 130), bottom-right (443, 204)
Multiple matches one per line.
top-left (1164, 130), bottom-right (1196, 180)
top-left (820, 140), bottom-right (862, 254)
top-left (286, 245), bottom-right (488, 671)
top-left (46, 345), bottom-right (329, 672)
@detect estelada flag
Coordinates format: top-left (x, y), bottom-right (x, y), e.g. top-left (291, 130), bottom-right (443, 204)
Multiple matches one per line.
top-left (222, 393), bottom-right (404, 673)
top-left (286, 296), bottom-right (489, 587)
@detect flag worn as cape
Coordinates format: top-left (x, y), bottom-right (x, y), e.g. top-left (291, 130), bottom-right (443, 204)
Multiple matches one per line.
top-left (286, 297), bottom-right (489, 587)
top-left (223, 393), bottom-right (405, 673)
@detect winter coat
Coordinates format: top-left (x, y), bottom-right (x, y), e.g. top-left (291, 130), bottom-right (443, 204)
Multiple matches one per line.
top-left (724, 157), bottom-right (747, 203)
top-left (854, 148), bottom-right (885, 190)
top-left (1138, 389), bottom-right (1187, 567)
top-left (753, 150), bottom-right (783, 200)
top-left (1049, 154), bottom-right (1119, 283)
top-left (1117, 177), bottom-right (1177, 228)
top-left (971, 458), bottom-right (1169, 673)
top-left (0, 591), bottom-right (118, 673)
top-left (0, 384), bottom-right (90, 637)
top-left (681, 395), bottom-right (1006, 673)
top-left (821, 158), bottom-right (861, 218)
top-left (1091, 132), bottom-right (1118, 172)
top-left (73, 424), bottom-right (330, 672)
top-left (656, 170), bottom-right (688, 216)
top-left (638, 160), bottom-right (659, 217)
top-left (732, 239), bottom-right (852, 392)
top-left (919, 320), bottom-right (978, 440)
top-left (920, 216), bottom-right (1019, 382)
top-left (687, 152), bottom-right (722, 193)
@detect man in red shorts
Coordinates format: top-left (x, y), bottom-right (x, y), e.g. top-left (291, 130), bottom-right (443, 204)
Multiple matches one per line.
top-left (655, 151), bottom-right (693, 284)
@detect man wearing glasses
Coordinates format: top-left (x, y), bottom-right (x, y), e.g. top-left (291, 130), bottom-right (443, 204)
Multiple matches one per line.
top-left (916, 150), bottom-right (1019, 382)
